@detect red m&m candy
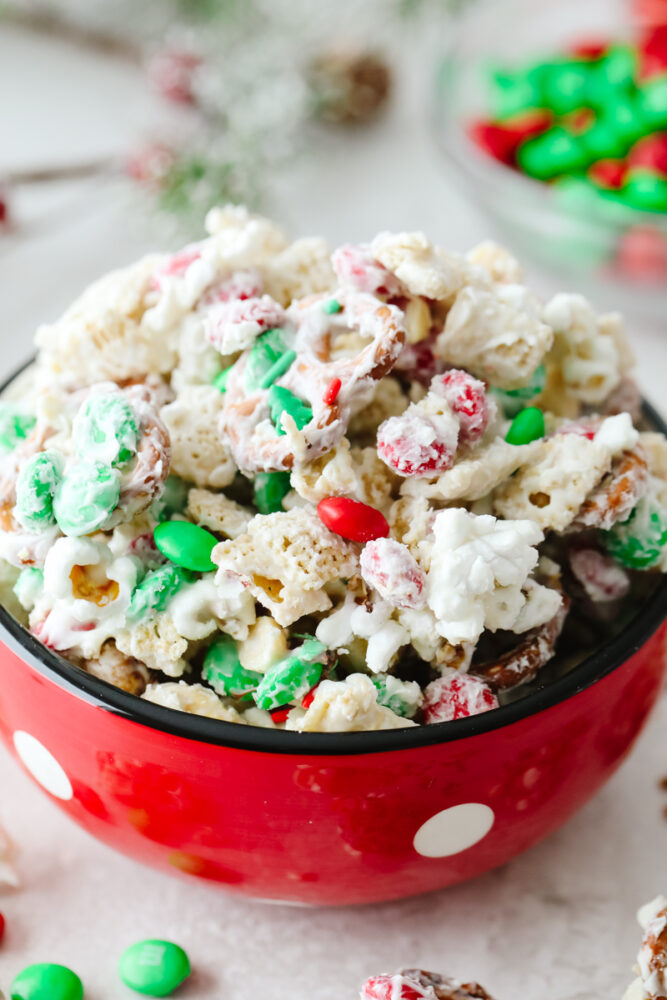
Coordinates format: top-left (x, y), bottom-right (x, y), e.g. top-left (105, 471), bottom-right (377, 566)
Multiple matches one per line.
top-left (468, 110), bottom-right (553, 165)
top-left (317, 497), bottom-right (389, 542)
top-left (628, 132), bottom-right (667, 175)
top-left (0, 911), bottom-right (5, 944)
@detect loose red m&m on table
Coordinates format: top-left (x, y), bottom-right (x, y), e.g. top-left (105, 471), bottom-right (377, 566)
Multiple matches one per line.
top-left (317, 496), bottom-right (389, 542)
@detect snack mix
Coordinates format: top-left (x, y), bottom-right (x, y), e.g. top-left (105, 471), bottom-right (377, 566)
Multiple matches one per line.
top-left (624, 896), bottom-right (667, 1000)
top-left (0, 206), bottom-right (665, 732)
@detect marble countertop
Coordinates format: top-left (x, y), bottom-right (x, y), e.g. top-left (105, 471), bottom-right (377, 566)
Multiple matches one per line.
top-left (0, 18), bottom-right (666, 1000)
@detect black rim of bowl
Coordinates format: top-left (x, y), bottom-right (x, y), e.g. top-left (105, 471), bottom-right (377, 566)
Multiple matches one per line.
top-left (1, 361), bottom-right (666, 756)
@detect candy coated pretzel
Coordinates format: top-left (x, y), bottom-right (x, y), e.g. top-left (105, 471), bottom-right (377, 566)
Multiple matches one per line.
top-left (638, 900), bottom-right (667, 1000)
top-left (471, 595), bottom-right (569, 692)
top-left (573, 445), bottom-right (649, 531)
top-left (220, 291), bottom-right (405, 472)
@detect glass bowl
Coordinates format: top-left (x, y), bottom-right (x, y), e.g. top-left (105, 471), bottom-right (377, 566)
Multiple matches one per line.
top-left (433, 0), bottom-right (667, 320)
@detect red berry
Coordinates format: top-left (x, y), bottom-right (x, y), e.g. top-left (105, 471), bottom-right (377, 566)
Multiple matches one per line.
top-left (317, 497), bottom-right (389, 542)
top-left (125, 142), bottom-right (174, 188)
top-left (627, 133), bottom-right (667, 177)
top-left (432, 369), bottom-right (490, 446)
top-left (468, 110), bottom-right (552, 165)
top-left (0, 193), bottom-right (8, 228)
top-left (360, 538), bottom-right (426, 609)
top-left (423, 671), bottom-right (498, 725)
top-left (323, 377), bottom-right (342, 406)
top-left (360, 974), bottom-right (431, 1000)
top-left (588, 158), bottom-right (628, 190)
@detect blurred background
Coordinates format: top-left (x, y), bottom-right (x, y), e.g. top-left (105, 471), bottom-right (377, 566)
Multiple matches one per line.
top-left (1, 0), bottom-right (665, 395)
top-left (0, 2), bottom-right (666, 997)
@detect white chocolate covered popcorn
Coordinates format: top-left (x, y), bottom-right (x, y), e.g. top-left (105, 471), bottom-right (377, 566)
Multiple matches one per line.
top-left (0, 207), bottom-right (664, 733)
top-left (438, 284), bottom-right (553, 389)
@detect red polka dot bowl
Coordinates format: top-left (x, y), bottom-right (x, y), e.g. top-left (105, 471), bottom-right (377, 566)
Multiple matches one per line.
top-left (0, 384), bottom-right (666, 905)
top-left (0, 575), bottom-right (665, 905)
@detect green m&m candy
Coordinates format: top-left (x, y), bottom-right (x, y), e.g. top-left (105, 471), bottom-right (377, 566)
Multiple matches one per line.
top-left (601, 498), bottom-right (667, 569)
top-left (0, 404), bottom-right (36, 456)
top-left (517, 127), bottom-right (588, 180)
top-left (254, 638), bottom-right (326, 711)
top-left (15, 450), bottom-right (63, 531)
top-left (53, 461), bottom-right (120, 536)
top-left (202, 635), bottom-right (262, 697)
top-left (268, 385), bottom-right (313, 435)
top-left (10, 962), bottom-right (83, 1000)
top-left (587, 44), bottom-right (637, 105)
top-left (580, 115), bottom-right (627, 161)
top-left (542, 59), bottom-right (590, 115)
top-left (128, 564), bottom-right (193, 622)
top-left (322, 298), bottom-right (342, 314)
top-left (492, 364), bottom-right (546, 417)
top-left (73, 392), bottom-right (139, 467)
top-left (637, 76), bottom-right (667, 130)
top-left (622, 171), bottom-right (667, 213)
top-left (488, 67), bottom-right (542, 118)
top-left (118, 939), bottom-right (191, 997)
top-left (371, 675), bottom-right (421, 719)
top-left (244, 329), bottom-right (287, 392)
top-left (505, 406), bottom-right (545, 446)
top-left (253, 471), bottom-right (291, 514)
top-left (153, 520), bottom-right (218, 572)
top-left (213, 364), bottom-right (234, 393)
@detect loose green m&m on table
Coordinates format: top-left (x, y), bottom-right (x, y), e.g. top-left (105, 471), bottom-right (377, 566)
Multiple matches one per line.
top-left (254, 638), bottom-right (326, 711)
top-left (202, 635), bottom-right (262, 697)
top-left (154, 520), bottom-right (218, 572)
top-left (118, 939), bottom-right (191, 997)
top-left (53, 461), bottom-right (120, 536)
top-left (10, 962), bottom-right (83, 1000)
top-left (505, 406), bottom-right (545, 446)
top-left (73, 393), bottom-right (139, 466)
top-left (15, 450), bottom-right (63, 531)
top-left (253, 470), bottom-right (292, 514)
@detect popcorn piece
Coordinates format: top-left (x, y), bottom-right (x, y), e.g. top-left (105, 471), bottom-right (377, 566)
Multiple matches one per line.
top-left (641, 432), bottom-right (667, 509)
top-left (142, 681), bottom-right (245, 723)
top-left (542, 293), bottom-right (624, 404)
top-left (161, 386), bottom-right (236, 489)
top-left (82, 640), bottom-right (150, 695)
top-left (401, 438), bottom-right (540, 504)
top-left (171, 313), bottom-right (225, 393)
top-left (371, 231), bottom-right (467, 303)
top-left (360, 538), bottom-right (427, 609)
top-left (237, 615), bottom-right (288, 673)
top-left (115, 614), bottom-right (190, 676)
top-left (377, 392), bottom-right (459, 478)
top-left (493, 421), bottom-right (635, 532)
top-left (388, 494), bottom-right (435, 570)
top-left (348, 377), bottom-right (409, 439)
top-left (186, 488), bottom-right (253, 539)
top-left (466, 240), bottom-right (524, 285)
top-left (212, 508), bottom-right (359, 627)
top-left (288, 673), bottom-right (416, 732)
top-left (262, 237), bottom-right (335, 305)
top-left (423, 669), bottom-right (498, 724)
top-left (316, 592), bottom-right (409, 674)
top-left (290, 439), bottom-right (396, 511)
top-left (426, 509), bottom-right (544, 645)
top-left (168, 575), bottom-right (255, 642)
top-left (403, 296), bottom-right (432, 344)
top-left (35, 254), bottom-right (173, 388)
top-left (437, 284), bottom-right (553, 390)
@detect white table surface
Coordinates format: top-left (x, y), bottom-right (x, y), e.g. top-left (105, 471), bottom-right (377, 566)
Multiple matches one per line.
top-left (0, 19), bottom-right (666, 1000)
